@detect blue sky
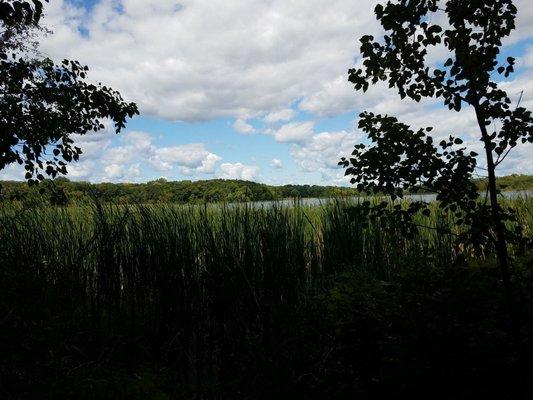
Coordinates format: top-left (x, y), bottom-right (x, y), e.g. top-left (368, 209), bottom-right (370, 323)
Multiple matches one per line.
top-left (2, 0), bottom-right (532, 185)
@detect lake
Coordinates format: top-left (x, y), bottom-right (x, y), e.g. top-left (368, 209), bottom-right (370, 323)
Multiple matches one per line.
top-left (249, 190), bottom-right (533, 208)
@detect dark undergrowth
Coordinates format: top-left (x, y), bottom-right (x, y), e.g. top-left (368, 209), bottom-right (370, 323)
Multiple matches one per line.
top-left (1, 200), bottom-right (532, 399)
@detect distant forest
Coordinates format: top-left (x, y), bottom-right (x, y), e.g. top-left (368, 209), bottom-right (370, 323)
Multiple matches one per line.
top-left (0, 174), bottom-right (531, 206)
top-left (0, 178), bottom-right (357, 206)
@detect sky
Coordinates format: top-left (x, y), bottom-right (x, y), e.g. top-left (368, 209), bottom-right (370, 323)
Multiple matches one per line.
top-left (2, 0), bottom-right (533, 185)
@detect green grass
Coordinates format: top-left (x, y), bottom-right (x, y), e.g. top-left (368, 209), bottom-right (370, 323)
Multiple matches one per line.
top-left (1, 196), bottom-right (532, 399)
top-left (2, 197), bottom-right (531, 327)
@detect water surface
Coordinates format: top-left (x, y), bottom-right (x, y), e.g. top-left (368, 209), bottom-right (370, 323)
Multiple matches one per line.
top-left (249, 190), bottom-right (533, 208)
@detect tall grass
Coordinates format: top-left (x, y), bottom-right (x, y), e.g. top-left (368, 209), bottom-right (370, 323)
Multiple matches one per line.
top-left (1, 196), bottom-right (532, 396)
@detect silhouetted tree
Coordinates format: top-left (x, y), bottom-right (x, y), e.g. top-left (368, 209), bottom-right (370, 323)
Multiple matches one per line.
top-left (341, 0), bottom-right (532, 339)
top-left (0, 0), bottom-right (138, 184)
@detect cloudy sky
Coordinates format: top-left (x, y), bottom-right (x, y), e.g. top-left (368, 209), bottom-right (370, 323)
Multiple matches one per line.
top-left (2, 0), bottom-right (533, 184)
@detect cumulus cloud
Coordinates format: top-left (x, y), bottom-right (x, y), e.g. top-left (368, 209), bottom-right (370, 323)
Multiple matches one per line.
top-left (273, 121), bottom-right (315, 143)
top-left (37, 0), bottom-right (533, 123)
top-left (233, 119), bottom-right (255, 134)
top-left (38, 0), bottom-right (384, 121)
top-left (298, 75), bottom-right (357, 117)
top-left (68, 160), bottom-right (98, 180)
top-left (103, 163), bottom-right (140, 181)
top-left (271, 158), bottom-right (283, 169)
top-left (152, 143), bottom-right (217, 169)
top-left (104, 164), bottom-right (125, 179)
top-left (218, 163), bottom-right (260, 181)
top-left (70, 121), bottom-right (116, 160)
top-left (264, 109), bottom-right (296, 124)
top-left (120, 133), bottom-right (222, 177)
top-left (70, 131), bottom-right (223, 182)
top-left (291, 130), bottom-right (362, 173)
top-left (197, 153), bottom-right (223, 174)
top-left (35, 0), bottom-right (533, 125)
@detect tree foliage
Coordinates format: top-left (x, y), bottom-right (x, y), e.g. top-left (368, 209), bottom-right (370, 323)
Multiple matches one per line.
top-left (0, 0), bottom-right (44, 27)
top-left (0, 178), bottom-right (360, 206)
top-left (0, 0), bottom-right (138, 184)
top-left (342, 0), bottom-right (533, 339)
top-left (342, 0), bottom-right (532, 251)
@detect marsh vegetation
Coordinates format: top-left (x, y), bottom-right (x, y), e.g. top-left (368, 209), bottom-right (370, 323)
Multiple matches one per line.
top-left (2, 197), bottom-right (533, 399)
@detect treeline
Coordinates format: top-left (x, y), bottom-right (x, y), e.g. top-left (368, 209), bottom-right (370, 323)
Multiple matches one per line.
top-left (475, 174), bottom-right (533, 192)
top-left (0, 178), bottom-right (358, 206)
top-left (1, 174), bottom-right (531, 207)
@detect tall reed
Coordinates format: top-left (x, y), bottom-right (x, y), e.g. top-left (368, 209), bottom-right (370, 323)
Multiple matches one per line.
top-left (1, 196), bottom-right (531, 395)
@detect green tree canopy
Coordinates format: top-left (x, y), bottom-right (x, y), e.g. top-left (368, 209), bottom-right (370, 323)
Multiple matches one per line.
top-left (342, 0), bottom-right (532, 340)
top-left (0, 0), bottom-right (138, 184)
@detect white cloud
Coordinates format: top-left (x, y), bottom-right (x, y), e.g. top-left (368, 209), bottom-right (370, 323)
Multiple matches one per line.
top-left (102, 163), bottom-right (141, 181)
top-left (104, 163), bottom-right (125, 179)
top-left (291, 130), bottom-right (361, 172)
top-left (153, 143), bottom-right (214, 168)
top-left (298, 75), bottom-right (357, 117)
top-left (218, 163), bottom-right (260, 181)
top-left (264, 109), bottom-right (296, 123)
top-left (496, 143), bottom-right (533, 175)
top-left (38, 0), bottom-right (383, 121)
top-left (273, 121), bottom-right (315, 143)
top-left (233, 119), bottom-right (255, 134)
top-left (197, 153), bottom-right (223, 174)
top-left (522, 46), bottom-right (533, 68)
top-left (508, 0), bottom-right (533, 44)
top-left (34, 0), bottom-right (533, 125)
top-left (499, 69), bottom-right (533, 111)
top-left (72, 130), bottom-right (223, 181)
top-left (70, 120), bottom-right (116, 160)
top-left (298, 72), bottom-right (439, 119)
top-left (124, 131), bottom-right (153, 150)
top-left (101, 131), bottom-right (153, 166)
top-left (101, 132), bottom-right (221, 177)
top-left (0, 164), bottom-right (24, 181)
top-left (68, 160), bottom-right (97, 180)
top-left (271, 158), bottom-right (283, 169)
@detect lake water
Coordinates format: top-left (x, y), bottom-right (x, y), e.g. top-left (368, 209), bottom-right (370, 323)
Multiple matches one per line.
top-left (248, 190), bottom-right (533, 208)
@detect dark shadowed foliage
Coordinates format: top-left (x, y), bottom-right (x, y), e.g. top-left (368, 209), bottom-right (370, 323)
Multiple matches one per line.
top-left (0, 0), bottom-right (138, 185)
top-left (1, 198), bottom-right (532, 399)
top-left (341, 0), bottom-right (532, 342)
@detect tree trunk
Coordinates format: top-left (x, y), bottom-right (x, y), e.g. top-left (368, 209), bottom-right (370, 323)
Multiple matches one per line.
top-left (473, 103), bottom-right (520, 343)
